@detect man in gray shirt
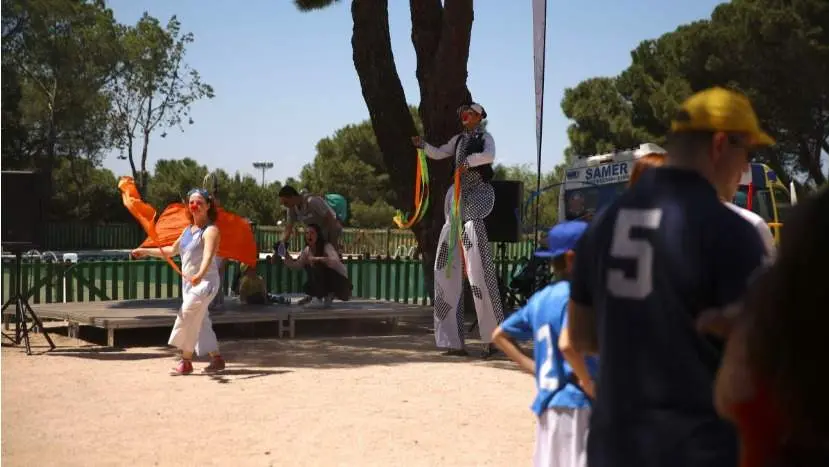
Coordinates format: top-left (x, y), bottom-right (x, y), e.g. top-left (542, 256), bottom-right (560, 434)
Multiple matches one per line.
top-left (278, 185), bottom-right (342, 252)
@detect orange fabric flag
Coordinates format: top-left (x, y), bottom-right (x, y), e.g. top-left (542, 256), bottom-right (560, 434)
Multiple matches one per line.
top-left (213, 209), bottom-right (258, 267)
top-left (118, 177), bottom-right (182, 275)
top-left (121, 183), bottom-right (259, 268)
top-left (139, 203), bottom-right (189, 248)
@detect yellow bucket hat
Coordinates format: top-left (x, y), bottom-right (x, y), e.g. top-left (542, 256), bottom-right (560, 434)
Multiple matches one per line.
top-left (671, 87), bottom-right (775, 147)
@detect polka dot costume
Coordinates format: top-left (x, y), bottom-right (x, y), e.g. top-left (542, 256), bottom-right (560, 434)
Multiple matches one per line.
top-left (430, 127), bottom-right (504, 351)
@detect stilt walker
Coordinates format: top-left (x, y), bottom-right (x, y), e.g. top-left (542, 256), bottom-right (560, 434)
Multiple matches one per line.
top-left (412, 103), bottom-right (504, 358)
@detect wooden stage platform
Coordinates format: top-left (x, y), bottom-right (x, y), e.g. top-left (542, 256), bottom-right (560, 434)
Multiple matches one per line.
top-left (6, 298), bottom-right (432, 346)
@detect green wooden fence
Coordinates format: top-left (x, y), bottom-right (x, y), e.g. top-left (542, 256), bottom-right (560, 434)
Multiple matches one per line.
top-left (36, 222), bottom-right (538, 258)
top-left (1, 257), bottom-right (525, 306)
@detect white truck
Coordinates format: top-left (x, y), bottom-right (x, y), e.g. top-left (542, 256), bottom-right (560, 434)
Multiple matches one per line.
top-left (558, 143), bottom-right (667, 221)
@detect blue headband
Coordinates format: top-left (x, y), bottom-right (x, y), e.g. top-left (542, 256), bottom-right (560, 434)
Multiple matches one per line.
top-left (187, 188), bottom-right (211, 201)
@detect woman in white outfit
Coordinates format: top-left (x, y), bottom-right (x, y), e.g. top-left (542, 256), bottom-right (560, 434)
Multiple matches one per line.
top-left (132, 188), bottom-right (226, 375)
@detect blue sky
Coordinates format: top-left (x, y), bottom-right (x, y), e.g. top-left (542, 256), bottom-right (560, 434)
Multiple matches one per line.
top-left (104, 0), bottom-right (724, 184)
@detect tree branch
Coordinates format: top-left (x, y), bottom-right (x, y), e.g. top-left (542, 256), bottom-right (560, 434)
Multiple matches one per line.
top-left (350, 0), bottom-right (417, 205)
top-left (130, 91), bottom-right (148, 136)
top-left (420, 0), bottom-right (473, 144)
top-left (14, 58), bottom-right (54, 105)
top-left (434, 0), bottom-right (474, 76)
top-left (147, 54), bottom-right (184, 130)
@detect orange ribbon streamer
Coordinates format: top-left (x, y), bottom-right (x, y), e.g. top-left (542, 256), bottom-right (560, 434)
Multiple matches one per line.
top-left (448, 165), bottom-right (468, 278)
top-left (393, 148), bottom-right (430, 229)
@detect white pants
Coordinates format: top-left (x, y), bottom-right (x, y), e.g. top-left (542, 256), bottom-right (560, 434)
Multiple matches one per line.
top-left (169, 280), bottom-right (219, 354)
top-left (534, 407), bottom-right (591, 467)
top-left (194, 313), bottom-right (220, 357)
top-left (433, 218), bottom-right (504, 349)
top-left (209, 258), bottom-right (226, 308)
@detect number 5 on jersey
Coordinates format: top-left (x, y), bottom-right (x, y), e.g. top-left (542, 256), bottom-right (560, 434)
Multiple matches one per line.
top-left (608, 208), bottom-right (663, 299)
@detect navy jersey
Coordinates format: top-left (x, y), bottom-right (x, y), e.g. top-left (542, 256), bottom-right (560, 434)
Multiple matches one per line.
top-left (571, 167), bottom-right (766, 467)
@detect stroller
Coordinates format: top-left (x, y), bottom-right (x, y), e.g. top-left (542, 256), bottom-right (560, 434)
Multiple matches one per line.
top-left (501, 254), bottom-right (554, 310)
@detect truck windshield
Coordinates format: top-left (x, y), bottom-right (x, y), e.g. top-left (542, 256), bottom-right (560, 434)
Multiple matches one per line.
top-left (564, 182), bottom-right (627, 220)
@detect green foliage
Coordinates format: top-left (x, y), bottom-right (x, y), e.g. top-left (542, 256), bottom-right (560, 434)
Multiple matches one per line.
top-left (349, 199), bottom-right (397, 228)
top-left (299, 106), bottom-right (423, 209)
top-left (2, 0), bottom-right (214, 221)
top-left (493, 163), bottom-right (563, 231)
top-left (562, 0), bottom-right (829, 186)
top-left (293, 0), bottom-right (340, 12)
top-left (296, 106), bottom-right (563, 229)
top-left (217, 175), bottom-right (283, 225)
top-left (145, 158), bottom-right (283, 225)
top-left (145, 158), bottom-right (209, 207)
top-left (1, 0), bottom-right (122, 169)
top-left (51, 157), bottom-right (130, 223)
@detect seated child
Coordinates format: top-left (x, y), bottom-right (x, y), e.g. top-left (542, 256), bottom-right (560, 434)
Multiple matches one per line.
top-left (238, 264), bottom-right (267, 305)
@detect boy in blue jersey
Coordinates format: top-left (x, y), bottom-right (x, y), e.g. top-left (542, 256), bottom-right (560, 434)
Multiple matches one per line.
top-left (492, 221), bottom-right (598, 467)
top-left (565, 87), bottom-right (773, 467)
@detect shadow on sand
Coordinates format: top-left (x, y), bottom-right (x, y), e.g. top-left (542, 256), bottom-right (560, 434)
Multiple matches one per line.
top-left (215, 327), bottom-right (519, 372)
top-left (24, 319), bottom-right (524, 375)
top-left (45, 346), bottom-right (170, 361)
top-left (196, 368), bottom-right (293, 384)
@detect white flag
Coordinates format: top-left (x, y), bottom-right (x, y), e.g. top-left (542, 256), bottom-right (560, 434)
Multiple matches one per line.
top-left (532, 0), bottom-right (547, 158)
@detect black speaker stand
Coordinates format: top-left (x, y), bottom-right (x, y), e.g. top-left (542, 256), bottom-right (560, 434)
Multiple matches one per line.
top-left (1, 245), bottom-right (55, 355)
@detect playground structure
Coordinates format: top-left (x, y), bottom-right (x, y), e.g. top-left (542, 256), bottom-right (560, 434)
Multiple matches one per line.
top-left (734, 163), bottom-right (796, 243)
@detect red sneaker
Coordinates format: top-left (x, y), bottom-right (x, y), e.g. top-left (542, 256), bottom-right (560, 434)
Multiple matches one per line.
top-left (170, 359), bottom-right (193, 376)
top-left (204, 355), bottom-right (226, 373)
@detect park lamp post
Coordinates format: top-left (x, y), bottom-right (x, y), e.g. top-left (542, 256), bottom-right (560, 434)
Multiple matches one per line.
top-left (252, 162), bottom-right (274, 187)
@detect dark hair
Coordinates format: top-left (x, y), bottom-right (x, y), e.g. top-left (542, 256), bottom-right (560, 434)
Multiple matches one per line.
top-left (744, 186), bottom-right (829, 442)
top-left (278, 185), bottom-right (299, 198)
top-left (306, 223), bottom-right (327, 257)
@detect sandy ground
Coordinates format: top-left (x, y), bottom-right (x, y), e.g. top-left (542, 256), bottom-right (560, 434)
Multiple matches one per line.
top-left (2, 326), bottom-right (536, 467)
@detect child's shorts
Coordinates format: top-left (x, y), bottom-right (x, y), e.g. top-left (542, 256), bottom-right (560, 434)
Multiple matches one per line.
top-left (534, 407), bottom-right (591, 467)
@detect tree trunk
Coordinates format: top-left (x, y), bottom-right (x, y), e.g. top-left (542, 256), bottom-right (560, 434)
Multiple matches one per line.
top-left (138, 95), bottom-right (154, 195)
top-left (139, 128), bottom-right (151, 195)
top-left (798, 138), bottom-right (827, 187)
top-left (350, 0), bottom-right (427, 288)
top-left (409, 0), bottom-right (474, 299)
top-left (350, 0), bottom-right (475, 301)
top-left (40, 104), bottom-right (58, 221)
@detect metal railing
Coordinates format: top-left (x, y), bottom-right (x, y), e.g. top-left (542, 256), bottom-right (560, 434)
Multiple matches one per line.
top-left (36, 223), bottom-right (538, 258)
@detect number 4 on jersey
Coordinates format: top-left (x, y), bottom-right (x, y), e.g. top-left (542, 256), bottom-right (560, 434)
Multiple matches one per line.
top-left (608, 208), bottom-right (663, 299)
